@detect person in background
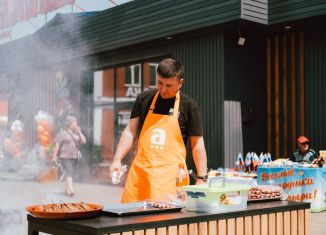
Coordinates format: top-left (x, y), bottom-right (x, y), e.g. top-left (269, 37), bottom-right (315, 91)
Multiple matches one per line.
top-left (109, 58), bottom-right (208, 203)
top-left (290, 136), bottom-right (318, 163)
top-left (2, 120), bottom-right (25, 171)
top-left (51, 116), bottom-right (86, 197)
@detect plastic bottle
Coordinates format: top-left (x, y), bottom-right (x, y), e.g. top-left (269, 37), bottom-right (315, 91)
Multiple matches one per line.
top-left (176, 163), bottom-right (188, 200)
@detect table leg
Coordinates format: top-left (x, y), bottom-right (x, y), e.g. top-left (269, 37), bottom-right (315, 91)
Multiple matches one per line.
top-left (28, 223), bottom-right (39, 235)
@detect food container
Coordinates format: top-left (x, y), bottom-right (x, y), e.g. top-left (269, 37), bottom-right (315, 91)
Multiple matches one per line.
top-left (182, 183), bottom-right (250, 213)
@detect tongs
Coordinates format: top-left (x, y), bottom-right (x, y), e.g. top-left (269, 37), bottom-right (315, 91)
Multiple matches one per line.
top-left (53, 161), bottom-right (65, 182)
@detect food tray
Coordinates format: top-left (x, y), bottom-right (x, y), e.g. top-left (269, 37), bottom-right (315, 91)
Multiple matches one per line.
top-left (248, 185), bottom-right (284, 202)
top-left (103, 201), bottom-right (182, 216)
top-left (26, 203), bottom-right (103, 219)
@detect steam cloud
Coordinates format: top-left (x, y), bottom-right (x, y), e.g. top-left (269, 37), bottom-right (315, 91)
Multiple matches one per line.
top-left (0, 3), bottom-right (128, 233)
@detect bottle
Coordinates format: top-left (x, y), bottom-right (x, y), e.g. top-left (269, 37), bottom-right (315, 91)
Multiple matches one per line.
top-left (176, 163), bottom-right (188, 200)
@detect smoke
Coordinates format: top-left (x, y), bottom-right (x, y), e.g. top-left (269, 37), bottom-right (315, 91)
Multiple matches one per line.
top-left (0, 2), bottom-right (132, 234)
top-left (0, 9), bottom-right (98, 180)
top-left (0, 181), bottom-right (61, 235)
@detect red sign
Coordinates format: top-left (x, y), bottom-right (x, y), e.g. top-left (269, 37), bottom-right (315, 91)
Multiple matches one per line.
top-left (0, 0), bottom-right (75, 29)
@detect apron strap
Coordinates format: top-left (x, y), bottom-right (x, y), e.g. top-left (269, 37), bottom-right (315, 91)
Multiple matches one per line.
top-left (172, 91), bottom-right (180, 118)
top-left (149, 91), bottom-right (160, 112)
top-left (149, 91), bottom-right (181, 119)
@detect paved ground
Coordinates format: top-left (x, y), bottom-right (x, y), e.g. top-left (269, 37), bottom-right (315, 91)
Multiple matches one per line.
top-left (0, 180), bottom-right (123, 235)
top-left (0, 180), bottom-right (325, 235)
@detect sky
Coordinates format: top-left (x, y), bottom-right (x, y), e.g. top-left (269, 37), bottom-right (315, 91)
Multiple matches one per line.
top-left (0, 0), bottom-right (133, 45)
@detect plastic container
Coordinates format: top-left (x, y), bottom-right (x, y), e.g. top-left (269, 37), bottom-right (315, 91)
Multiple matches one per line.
top-left (182, 183), bottom-right (250, 213)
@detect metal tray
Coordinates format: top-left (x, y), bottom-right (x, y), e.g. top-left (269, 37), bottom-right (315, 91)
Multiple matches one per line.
top-left (103, 202), bottom-right (183, 216)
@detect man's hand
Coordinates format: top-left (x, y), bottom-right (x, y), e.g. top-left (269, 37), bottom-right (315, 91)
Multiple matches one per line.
top-left (190, 136), bottom-right (208, 180)
top-left (195, 179), bottom-right (207, 185)
top-left (109, 159), bottom-right (122, 179)
top-left (109, 117), bottom-right (139, 179)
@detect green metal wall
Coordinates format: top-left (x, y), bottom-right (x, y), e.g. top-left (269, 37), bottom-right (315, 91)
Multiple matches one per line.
top-left (305, 30), bottom-right (326, 152)
top-left (65, 0), bottom-right (239, 57)
top-left (241, 0), bottom-right (268, 24)
top-left (269, 0), bottom-right (326, 24)
top-left (90, 31), bottom-right (225, 169)
top-left (224, 30), bottom-right (267, 154)
top-left (2, 0), bottom-right (239, 68)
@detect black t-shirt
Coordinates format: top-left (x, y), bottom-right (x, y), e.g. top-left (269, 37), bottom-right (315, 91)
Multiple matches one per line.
top-left (130, 89), bottom-right (203, 145)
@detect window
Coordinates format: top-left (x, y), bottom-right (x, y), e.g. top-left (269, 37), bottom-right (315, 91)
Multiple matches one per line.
top-left (149, 63), bottom-right (158, 87)
top-left (125, 64), bottom-right (141, 87)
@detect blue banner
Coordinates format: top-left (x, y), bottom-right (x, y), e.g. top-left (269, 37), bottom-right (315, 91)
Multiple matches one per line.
top-left (257, 166), bottom-right (326, 212)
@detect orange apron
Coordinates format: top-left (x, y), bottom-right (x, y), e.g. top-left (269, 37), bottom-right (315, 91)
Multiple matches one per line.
top-left (121, 91), bottom-right (188, 203)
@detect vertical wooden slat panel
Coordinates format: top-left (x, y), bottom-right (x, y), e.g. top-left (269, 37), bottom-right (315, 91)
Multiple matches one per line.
top-left (208, 221), bottom-right (217, 235)
top-left (134, 231), bottom-right (145, 235)
top-left (291, 210), bottom-right (298, 235)
top-left (189, 223), bottom-right (198, 235)
top-left (236, 217), bottom-right (244, 235)
top-left (145, 229), bottom-right (155, 235)
top-left (199, 222), bottom-right (208, 235)
top-left (282, 34), bottom-right (288, 157)
top-left (269, 213), bottom-right (276, 235)
top-left (157, 227), bottom-right (167, 235)
top-left (227, 218), bottom-right (236, 235)
top-left (267, 37), bottom-right (272, 153)
top-left (122, 232), bottom-right (132, 235)
top-left (298, 210), bottom-right (305, 235)
top-left (304, 209), bottom-right (310, 235)
top-left (219, 219), bottom-right (227, 235)
top-left (276, 212), bottom-right (283, 235)
top-left (244, 216), bottom-right (252, 235)
top-left (261, 214), bottom-right (268, 235)
top-left (274, 36), bottom-right (280, 158)
top-left (291, 33), bottom-right (297, 151)
top-left (252, 215), bottom-right (260, 235)
top-left (284, 211), bottom-right (291, 235)
top-left (299, 32), bottom-right (305, 135)
top-left (168, 226), bottom-right (178, 235)
top-left (179, 224), bottom-right (188, 235)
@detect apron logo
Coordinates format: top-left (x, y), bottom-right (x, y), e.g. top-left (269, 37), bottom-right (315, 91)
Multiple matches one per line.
top-left (150, 128), bottom-right (166, 149)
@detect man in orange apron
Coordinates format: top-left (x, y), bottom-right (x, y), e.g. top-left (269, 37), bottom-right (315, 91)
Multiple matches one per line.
top-left (110, 58), bottom-right (208, 203)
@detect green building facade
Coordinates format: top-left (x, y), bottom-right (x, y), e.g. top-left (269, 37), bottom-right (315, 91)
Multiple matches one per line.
top-left (0, 0), bottom-right (326, 170)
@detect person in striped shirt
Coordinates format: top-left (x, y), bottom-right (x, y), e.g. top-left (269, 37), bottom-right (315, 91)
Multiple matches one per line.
top-left (290, 136), bottom-right (318, 163)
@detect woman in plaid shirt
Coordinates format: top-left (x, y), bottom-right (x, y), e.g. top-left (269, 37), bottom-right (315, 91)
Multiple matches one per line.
top-left (52, 116), bottom-right (86, 197)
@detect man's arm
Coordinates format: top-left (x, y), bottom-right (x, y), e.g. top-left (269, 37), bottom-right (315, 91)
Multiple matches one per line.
top-left (190, 136), bottom-right (208, 184)
top-left (109, 117), bottom-right (139, 176)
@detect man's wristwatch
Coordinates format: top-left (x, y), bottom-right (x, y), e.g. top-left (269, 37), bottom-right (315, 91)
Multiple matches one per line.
top-left (197, 174), bottom-right (208, 181)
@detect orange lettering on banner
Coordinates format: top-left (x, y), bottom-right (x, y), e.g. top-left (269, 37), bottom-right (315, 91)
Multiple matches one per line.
top-left (261, 169), bottom-right (295, 181)
top-left (287, 189), bottom-right (318, 202)
top-left (278, 177), bottom-right (314, 190)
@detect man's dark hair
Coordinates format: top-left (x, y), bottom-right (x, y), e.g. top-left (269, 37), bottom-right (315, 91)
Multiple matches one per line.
top-left (157, 58), bottom-right (184, 80)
